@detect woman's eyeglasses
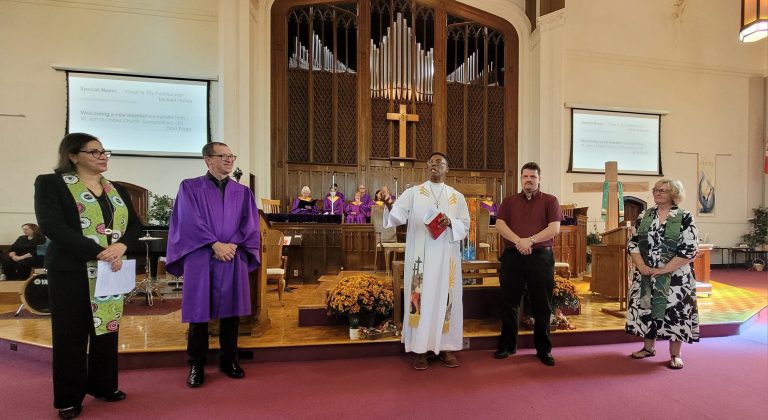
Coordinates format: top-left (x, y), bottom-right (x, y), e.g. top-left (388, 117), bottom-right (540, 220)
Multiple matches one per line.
top-left (79, 149), bottom-right (112, 159)
top-left (652, 188), bottom-right (670, 194)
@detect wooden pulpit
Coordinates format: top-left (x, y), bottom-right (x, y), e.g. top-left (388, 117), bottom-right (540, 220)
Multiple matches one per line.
top-left (241, 211), bottom-right (271, 333)
top-left (589, 226), bottom-right (631, 308)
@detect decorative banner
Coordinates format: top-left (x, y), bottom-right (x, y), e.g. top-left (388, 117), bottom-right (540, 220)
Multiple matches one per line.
top-left (698, 157), bottom-right (716, 216)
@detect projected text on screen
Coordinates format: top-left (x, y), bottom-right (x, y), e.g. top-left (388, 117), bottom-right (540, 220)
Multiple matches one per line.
top-left (570, 108), bottom-right (661, 175)
top-left (68, 73), bottom-right (209, 157)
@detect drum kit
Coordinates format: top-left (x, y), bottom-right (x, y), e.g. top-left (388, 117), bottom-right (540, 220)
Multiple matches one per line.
top-left (15, 271), bottom-right (51, 316)
top-left (125, 232), bottom-right (166, 306)
top-left (12, 232), bottom-right (181, 316)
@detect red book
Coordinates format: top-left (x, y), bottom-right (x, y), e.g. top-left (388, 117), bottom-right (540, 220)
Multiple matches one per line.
top-left (425, 211), bottom-right (448, 239)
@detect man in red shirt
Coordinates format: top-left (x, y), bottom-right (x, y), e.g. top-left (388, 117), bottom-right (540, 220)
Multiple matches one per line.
top-left (493, 162), bottom-right (563, 366)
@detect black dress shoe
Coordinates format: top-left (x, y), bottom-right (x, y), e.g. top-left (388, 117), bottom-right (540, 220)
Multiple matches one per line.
top-left (103, 390), bottom-right (126, 402)
top-left (187, 363), bottom-right (205, 388)
top-left (58, 405), bottom-right (82, 419)
top-left (494, 348), bottom-right (516, 359)
top-left (219, 360), bottom-right (245, 379)
top-left (537, 352), bottom-right (556, 366)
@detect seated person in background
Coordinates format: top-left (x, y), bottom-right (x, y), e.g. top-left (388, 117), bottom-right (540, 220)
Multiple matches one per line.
top-left (290, 186), bottom-right (317, 214)
top-left (325, 183), bottom-right (345, 202)
top-left (345, 192), bottom-right (368, 224)
top-left (323, 186), bottom-right (344, 215)
top-left (1, 223), bottom-right (46, 280)
top-left (357, 184), bottom-right (373, 218)
top-left (373, 187), bottom-right (391, 206)
top-left (480, 194), bottom-right (498, 216)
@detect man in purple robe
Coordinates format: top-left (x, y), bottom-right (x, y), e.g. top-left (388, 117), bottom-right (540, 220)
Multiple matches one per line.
top-left (323, 186), bottom-right (344, 215)
top-left (166, 142), bottom-right (261, 388)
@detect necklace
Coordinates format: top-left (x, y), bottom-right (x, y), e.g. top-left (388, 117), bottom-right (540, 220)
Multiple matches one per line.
top-left (429, 182), bottom-right (445, 209)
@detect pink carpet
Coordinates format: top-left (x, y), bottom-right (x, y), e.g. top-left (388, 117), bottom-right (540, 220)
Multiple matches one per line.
top-left (1, 267), bottom-right (765, 419)
top-left (1, 310), bottom-right (766, 419)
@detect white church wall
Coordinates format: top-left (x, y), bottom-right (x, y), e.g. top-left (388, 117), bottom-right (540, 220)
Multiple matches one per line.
top-left (0, 0), bottom-right (218, 243)
top-left (560, 0), bottom-right (767, 248)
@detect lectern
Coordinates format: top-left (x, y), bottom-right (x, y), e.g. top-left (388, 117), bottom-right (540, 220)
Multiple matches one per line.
top-left (589, 226), bottom-right (632, 316)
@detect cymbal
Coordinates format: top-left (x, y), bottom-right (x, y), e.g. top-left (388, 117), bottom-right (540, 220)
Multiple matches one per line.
top-left (139, 236), bottom-right (163, 241)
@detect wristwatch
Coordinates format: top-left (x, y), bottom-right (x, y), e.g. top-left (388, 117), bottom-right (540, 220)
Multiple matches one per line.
top-left (529, 236), bottom-right (537, 244)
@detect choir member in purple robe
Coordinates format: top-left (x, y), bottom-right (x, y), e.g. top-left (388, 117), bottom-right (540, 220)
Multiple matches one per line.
top-left (166, 142), bottom-right (261, 389)
top-left (480, 194), bottom-right (498, 216)
top-left (345, 192), bottom-right (368, 224)
top-left (290, 186), bottom-right (317, 214)
top-left (357, 184), bottom-right (373, 217)
top-left (323, 183), bottom-right (345, 201)
top-left (323, 186), bottom-right (344, 215)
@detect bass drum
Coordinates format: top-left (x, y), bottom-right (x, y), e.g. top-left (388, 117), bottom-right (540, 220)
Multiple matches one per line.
top-left (21, 273), bottom-right (51, 315)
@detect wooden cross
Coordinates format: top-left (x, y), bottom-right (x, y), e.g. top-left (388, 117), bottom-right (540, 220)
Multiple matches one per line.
top-left (386, 104), bottom-right (419, 158)
top-left (573, 161), bottom-right (649, 231)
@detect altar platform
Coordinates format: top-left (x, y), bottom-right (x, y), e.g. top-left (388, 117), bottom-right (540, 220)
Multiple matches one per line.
top-left (0, 269), bottom-right (764, 369)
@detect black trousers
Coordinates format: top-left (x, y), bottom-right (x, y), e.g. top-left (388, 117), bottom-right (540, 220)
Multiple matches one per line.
top-left (498, 247), bottom-right (555, 355)
top-left (48, 269), bottom-right (118, 409)
top-left (187, 316), bottom-right (240, 364)
top-left (1, 255), bottom-right (34, 280)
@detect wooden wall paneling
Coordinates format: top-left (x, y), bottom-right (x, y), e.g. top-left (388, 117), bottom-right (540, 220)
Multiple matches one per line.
top-left (275, 223), bottom-right (342, 282)
top-left (342, 224), bottom-right (376, 270)
top-left (467, 84), bottom-right (484, 169)
top-left (554, 226), bottom-right (577, 273)
top-left (503, 23), bottom-right (519, 199)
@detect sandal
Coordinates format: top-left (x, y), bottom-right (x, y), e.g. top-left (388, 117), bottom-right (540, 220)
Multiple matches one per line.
top-left (631, 347), bottom-right (656, 359)
top-left (669, 355), bottom-right (684, 369)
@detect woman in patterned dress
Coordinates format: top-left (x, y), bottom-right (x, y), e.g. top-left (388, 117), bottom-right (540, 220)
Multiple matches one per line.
top-left (35, 133), bottom-right (141, 419)
top-left (625, 179), bottom-right (699, 369)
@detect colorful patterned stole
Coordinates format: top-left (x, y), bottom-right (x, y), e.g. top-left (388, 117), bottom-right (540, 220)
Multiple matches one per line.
top-left (63, 173), bottom-right (129, 335)
top-left (407, 186), bottom-right (458, 333)
top-left (637, 208), bottom-right (683, 319)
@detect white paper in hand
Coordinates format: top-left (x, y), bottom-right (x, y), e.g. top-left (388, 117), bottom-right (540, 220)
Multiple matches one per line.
top-left (95, 260), bottom-right (137, 297)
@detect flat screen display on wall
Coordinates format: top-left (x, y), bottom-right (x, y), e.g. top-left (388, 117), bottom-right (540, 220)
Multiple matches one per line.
top-left (67, 72), bottom-right (209, 157)
top-left (569, 108), bottom-right (662, 176)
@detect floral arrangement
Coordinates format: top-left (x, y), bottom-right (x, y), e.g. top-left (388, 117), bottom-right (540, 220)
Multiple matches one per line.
top-left (551, 275), bottom-right (580, 311)
top-left (326, 274), bottom-right (394, 320)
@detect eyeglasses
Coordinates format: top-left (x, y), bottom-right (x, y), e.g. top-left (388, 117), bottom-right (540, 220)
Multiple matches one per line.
top-left (79, 149), bottom-right (112, 159)
top-left (207, 154), bottom-right (237, 161)
top-left (652, 188), bottom-right (671, 194)
top-left (427, 159), bottom-right (447, 166)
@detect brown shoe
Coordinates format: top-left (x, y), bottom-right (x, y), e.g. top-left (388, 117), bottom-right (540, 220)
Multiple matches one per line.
top-left (413, 353), bottom-right (429, 370)
top-left (439, 351), bottom-right (459, 368)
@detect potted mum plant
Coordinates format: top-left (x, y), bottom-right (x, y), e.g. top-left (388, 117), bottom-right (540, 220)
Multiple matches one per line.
top-left (326, 274), bottom-right (394, 340)
top-left (551, 275), bottom-right (580, 330)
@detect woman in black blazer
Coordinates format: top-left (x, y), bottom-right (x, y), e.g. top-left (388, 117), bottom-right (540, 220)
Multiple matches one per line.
top-left (34, 133), bottom-right (141, 419)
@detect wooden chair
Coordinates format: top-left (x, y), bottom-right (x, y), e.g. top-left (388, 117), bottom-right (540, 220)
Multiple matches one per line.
top-left (371, 205), bottom-right (405, 275)
top-left (264, 228), bottom-right (287, 302)
top-left (561, 203), bottom-right (576, 219)
top-left (261, 198), bottom-right (281, 214)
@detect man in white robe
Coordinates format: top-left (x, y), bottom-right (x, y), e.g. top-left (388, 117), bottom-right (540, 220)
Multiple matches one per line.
top-left (383, 152), bottom-right (470, 370)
